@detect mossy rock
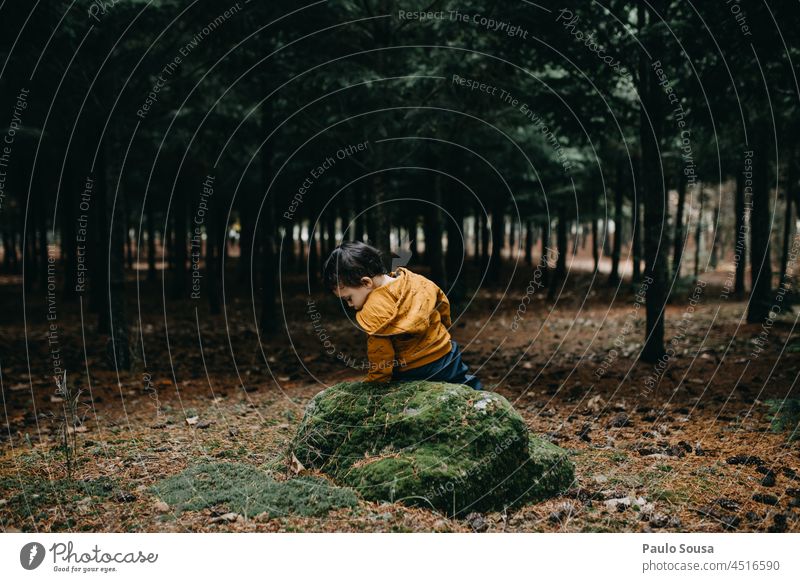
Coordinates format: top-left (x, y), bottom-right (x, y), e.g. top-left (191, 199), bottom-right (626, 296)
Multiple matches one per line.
top-left (291, 381), bottom-right (574, 516)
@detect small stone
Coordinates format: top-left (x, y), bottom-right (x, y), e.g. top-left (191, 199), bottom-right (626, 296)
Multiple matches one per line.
top-left (666, 445), bottom-right (686, 458)
top-left (745, 511), bottom-right (761, 523)
top-left (761, 472), bottom-right (776, 487)
top-left (154, 501), bottom-right (170, 513)
top-left (209, 512), bottom-right (240, 524)
top-left (648, 513), bottom-right (669, 528)
top-left (782, 467), bottom-right (799, 481)
top-left (607, 413), bottom-right (630, 428)
top-left (752, 493), bottom-right (779, 506)
top-left (727, 454), bottom-right (765, 466)
top-left (465, 512), bottom-right (488, 532)
top-left (197, 421), bottom-right (213, 429)
top-left (768, 513), bottom-right (787, 533)
top-left (186, 416), bottom-right (199, 426)
top-left (667, 517), bottom-right (682, 528)
top-left (719, 515), bottom-right (741, 530)
top-left (114, 491), bottom-right (136, 503)
top-left (548, 502), bottom-right (575, 524)
top-left (714, 498), bottom-right (740, 511)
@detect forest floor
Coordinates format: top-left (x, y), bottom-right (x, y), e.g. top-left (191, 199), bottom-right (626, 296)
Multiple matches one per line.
top-left (1, 259), bottom-right (800, 533)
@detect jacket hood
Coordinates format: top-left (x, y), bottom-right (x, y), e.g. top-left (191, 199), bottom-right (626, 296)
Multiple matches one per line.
top-left (355, 268), bottom-right (440, 335)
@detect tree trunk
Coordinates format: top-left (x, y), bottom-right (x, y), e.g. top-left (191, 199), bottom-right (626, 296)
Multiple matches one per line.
top-left (105, 155), bottom-right (130, 370)
top-left (370, 173), bottom-right (391, 270)
top-left (748, 138), bottom-right (773, 323)
top-left (473, 210), bottom-right (481, 265)
top-left (354, 184), bottom-right (365, 243)
top-left (780, 144), bottom-right (796, 285)
top-left (260, 197), bottom-right (278, 333)
top-left (480, 207), bottom-right (490, 270)
top-left (672, 171), bottom-right (687, 280)
top-left (734, 170), bottom-right (746, 298)
top-left (609, 160), bottom-right (624, 285)
top-left (632, 191), bottom-right (643, 283)
top-left (445, 187), bottom-right (466, 309)
top-left (61, 166), bottom-right (77, 302)
top-left (206, 177), bottom-right (222, 315)
top-left (540, 219), bottom-right (551, 289)
top-left (170, 176), bottom-right (188, 300)
top-left (709, 204), bottom-right (720, 269)
top-left (639, 0), bottom-right (667, 363)
top-left (694, 187), bottom-right (704, 279)
top-left (425, 175), bottom-right (446, 287)
top-left (591, 193), bottom-right (599, 273)
top-left (488, 200), bottom-right (505, 283)
top-left (93, 148), bottom-right (110, 333)
top-left (147, 206), bottom-right (156, 282)
top-left (524, 220), bottom-right (533, 266)
top-left (308, 224), bottom-right (319, 290)
top-left (237, 189), bottom-right (257, 285)
top-left (555, 205), bottom-right (568, 280)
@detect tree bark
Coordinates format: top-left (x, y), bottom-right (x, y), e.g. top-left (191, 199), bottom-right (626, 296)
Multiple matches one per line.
top-left (734, 170), bottom-right (746, 298)
top-left (524, 220), bottom-right (533, 266)
top-left (146, 205), bottom-right (156, 282)
top-left (105, 150), bottom-right (130, 370)
top-left (747, 138), bottom-right (773, 323)
top-left (370, 173), bottom-right (391, 270)
top-left (609, 160), bottom-right (624, 285)
top-left (694, 186), bottom-right (704, 279)
top-left (488, 198), bottom-right (505, 284)
top-left (555, 205), bottom-right (568, 280)
top-left (672, 170), bottom-right (687, 280)
top-left (639, 0), bottom-right (667, 363)
top-left (540, 219), bottom-right (551, 289)
top-left (93, 146), bottom-right (110, 333)
top-left (779, 144), bottom-right (796, 285)
top-left (591, 193), bottom-right (599, 273)
top-left (170, 175), bottom-right (188, 300)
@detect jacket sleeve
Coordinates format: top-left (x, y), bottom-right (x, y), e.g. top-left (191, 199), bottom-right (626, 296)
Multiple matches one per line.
top-left (365, 335), bottom-right (395, 383)
top-left (436, 287), bottom-right (452, 328)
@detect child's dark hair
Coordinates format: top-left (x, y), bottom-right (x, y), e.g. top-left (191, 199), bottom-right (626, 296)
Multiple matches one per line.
top-left (323, 241), bottom-right (387, 291)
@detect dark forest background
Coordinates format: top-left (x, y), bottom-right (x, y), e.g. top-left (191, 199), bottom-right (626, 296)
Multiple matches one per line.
top-left (0, 1), bottom-right (797, 404)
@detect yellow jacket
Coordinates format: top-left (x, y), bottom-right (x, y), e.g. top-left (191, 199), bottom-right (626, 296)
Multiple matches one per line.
top-left (355, 267), bottom-right (452, 382)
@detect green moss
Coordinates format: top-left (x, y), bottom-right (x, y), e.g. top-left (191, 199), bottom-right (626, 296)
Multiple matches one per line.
top-left (765, 398), bottom-right (800, 441)
top-left (292, 381), bottom-right (574, 515)
top-left (149, 461), bottom-right (357, 518)
top-left (0, 475), bottom-right (115, 521)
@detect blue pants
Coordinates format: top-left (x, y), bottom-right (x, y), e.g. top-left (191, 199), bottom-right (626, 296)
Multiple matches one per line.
top-left (392, 340), bottom-right (483, 390)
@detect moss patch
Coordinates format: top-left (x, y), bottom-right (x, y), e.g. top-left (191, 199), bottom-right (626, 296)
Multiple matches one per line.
top-left (149, 461), bottom-right (358, 518)
top-left (291, 381), bottom-right (574, 515)
top-left (0, 475), bottom-right (116, 522)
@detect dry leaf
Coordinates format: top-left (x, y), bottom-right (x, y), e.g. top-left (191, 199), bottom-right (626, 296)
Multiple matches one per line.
top-left (289, 453), bottom-right (305, 474)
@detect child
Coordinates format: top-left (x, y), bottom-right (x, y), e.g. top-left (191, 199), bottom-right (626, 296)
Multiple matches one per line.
top-left (322, 241), bottom-right (482, 390)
